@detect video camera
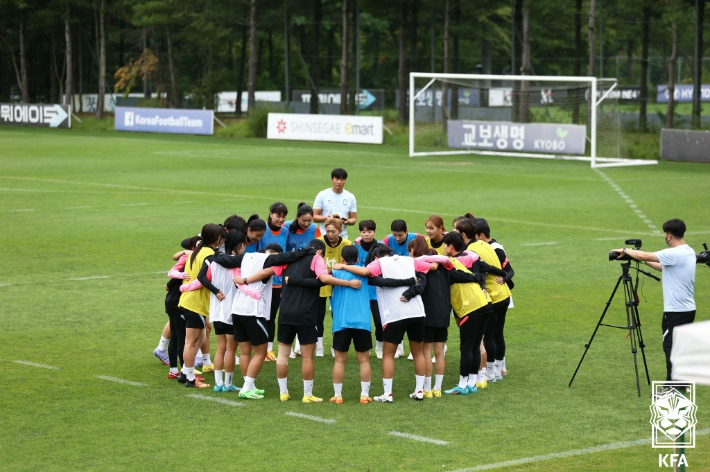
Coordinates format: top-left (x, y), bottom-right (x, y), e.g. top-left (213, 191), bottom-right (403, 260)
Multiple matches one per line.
top-left (697, 243), bottom-right (710, 266)
top-left (609, 239), bottom-right (642, 261)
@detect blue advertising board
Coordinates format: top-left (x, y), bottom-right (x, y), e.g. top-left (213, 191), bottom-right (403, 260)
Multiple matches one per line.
top-left (657, 85), bottom-right (710, 103)
top-left (115, 106), bottom-right (213, 135)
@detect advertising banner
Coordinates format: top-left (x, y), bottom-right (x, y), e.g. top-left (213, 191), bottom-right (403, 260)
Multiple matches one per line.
top-left (0, 103), bottom-right (71, 128)
top-left (216, 91), bottom-right (282, 112)
top-left (657, 85), bottom-right (710, 103)
top-left (292, 89), bottom-right (385, 110)
top-left (447, 120), bottom-right (586, 155)
top-left (267, 113), bottom-right (382, 144)
top-left (115, 106), bottom-right (213, 135)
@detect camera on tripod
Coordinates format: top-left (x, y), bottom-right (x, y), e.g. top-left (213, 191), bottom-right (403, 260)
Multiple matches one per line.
top-left (609, 239), bottom-right (642, 261)
top-left (697, 243), bottom-right (710, 266)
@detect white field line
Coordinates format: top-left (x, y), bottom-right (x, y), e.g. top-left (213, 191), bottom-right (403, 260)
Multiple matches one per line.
top-left (447, 428), bottom-right (710, 472)
top-left (388, 431), bottom-right (449, 446)
top-left (593, 237), bottom-right (634, 241)
top-left (69, 276), bottom-right (109, 281)
top-left (95, 376), bottom-right (147, 387)
top-left (186, 394), bottom-right (244, 407)
top-left (0, 283), bottom-right (11, 287)
top-left (14, 360), bottom-right (59, 370)
top-left (120, 203), bottom-right (148, 207)
top-left (520, 242), bottom-right (558, 247)
top-left (595, 169), bottom-right (661, 235)
top-left (171, 201), bottom-right (194, 204)
top-left (64, 206), bottom-right (91, 209)
top-left (9, 209), bottom-right (35, 212)
top-left (283, 412), bottom-right (336, 424)
top-left (0, 176), bottom-right (680, 237)
top-left (153, 271), bottom-right (168, 274)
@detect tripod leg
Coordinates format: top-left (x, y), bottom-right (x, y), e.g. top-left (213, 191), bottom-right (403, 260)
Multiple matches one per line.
top-left (623, 279), bottom-right (642, 397)
top-left (569, 275), bottom-right (624, 388)
top-left (633, 305), bottom-right (651, 385)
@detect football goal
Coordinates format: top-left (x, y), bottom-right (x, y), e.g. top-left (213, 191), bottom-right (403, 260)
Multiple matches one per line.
top-left (408, 73), bottom-right (658, 168)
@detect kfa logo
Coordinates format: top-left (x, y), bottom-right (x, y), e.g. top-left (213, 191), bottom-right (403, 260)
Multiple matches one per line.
top-left (650, 381), bottom-right (696, 468)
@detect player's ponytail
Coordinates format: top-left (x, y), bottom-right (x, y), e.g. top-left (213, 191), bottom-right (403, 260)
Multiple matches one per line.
top-left (291, 203), bottom-right (314, 233)
top-left (189, 223), bottom-right (221, 268)
top-left (247, 214), bottom-right (266, 233)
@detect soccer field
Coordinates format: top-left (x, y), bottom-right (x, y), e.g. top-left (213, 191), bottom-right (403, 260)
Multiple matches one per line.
top-left (1, 126), bottom-right (709, 471)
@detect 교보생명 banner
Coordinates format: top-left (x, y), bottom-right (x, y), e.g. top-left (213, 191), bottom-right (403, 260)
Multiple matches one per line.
top-left (115, 106), bottom-right (213, 135)
top-left (0, 103), bottom-right (71, 128)
top-left (267, 113), bottom-right (383, 144)
top-left (447, 120), bottom-right (586, 155)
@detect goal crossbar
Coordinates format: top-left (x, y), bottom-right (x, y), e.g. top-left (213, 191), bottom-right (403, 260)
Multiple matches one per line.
top-left (408, 73), bottom-right (659, 168)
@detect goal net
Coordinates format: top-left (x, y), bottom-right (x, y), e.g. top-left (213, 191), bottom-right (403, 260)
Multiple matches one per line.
top-left (408, 73), bottom-right (657, 168)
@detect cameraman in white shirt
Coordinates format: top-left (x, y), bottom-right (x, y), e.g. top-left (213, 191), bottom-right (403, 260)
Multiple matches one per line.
top-left (613, 218), bottom-right (696, 381)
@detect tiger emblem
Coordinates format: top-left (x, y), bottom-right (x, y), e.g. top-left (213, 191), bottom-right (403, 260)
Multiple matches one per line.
top-left (650, 387), bottom-right (697, 441)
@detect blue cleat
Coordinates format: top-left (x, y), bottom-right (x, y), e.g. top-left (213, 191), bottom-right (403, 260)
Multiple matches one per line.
top-left (444, 385), bottom-right (469, 395)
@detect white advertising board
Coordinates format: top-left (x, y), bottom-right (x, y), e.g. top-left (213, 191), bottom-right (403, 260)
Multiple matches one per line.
top-left (267, 113), bottom-right (383, 144)
top-left (216, 91), bottom-right (281, 112)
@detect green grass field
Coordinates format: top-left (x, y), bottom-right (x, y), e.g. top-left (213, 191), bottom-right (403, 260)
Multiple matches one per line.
top-left (1, 126), bottom-right (709, 471)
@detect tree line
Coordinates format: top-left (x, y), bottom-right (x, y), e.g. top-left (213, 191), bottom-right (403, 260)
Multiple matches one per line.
top-left (0, 0), bottom-right (707, 128)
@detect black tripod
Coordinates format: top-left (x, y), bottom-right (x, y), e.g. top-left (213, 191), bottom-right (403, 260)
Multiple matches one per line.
top-left (569, 261), bottom-right (659, 397)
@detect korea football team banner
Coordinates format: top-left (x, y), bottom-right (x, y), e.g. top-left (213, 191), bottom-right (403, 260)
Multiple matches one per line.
top-left (447, 120), bottom-right (586, 155)
top-left (115, 106), bottom-right (213, 135)
top-left (267, 113), bottom-right (383, 144)
top-left (0, 103), bottom-right (71, 128)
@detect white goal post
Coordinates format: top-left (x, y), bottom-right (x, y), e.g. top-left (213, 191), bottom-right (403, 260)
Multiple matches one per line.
top-left (408, 72), bottom-right (658, 168)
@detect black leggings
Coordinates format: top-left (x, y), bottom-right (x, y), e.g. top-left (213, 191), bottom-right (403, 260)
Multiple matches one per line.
top-left (459, 305), bottom-right (492, 377)
top-left (494, 298), bottom-right (510, 361)
top-left (316, 296), bottom-right (329, 338)
top-left (483, 309), bottom-right (498, 363)
top-left (168, 310), bottom-right (186, 368)
top-left (267, 287), bottom-right (282, 343)
top-left (370, 300), bottom-right (383, 342)
top-left (662, 310), bottom-right (695, 381)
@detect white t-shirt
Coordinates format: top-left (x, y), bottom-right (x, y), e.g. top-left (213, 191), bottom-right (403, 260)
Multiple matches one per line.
top-left (313, 188), bottom-right (357, 237)
top-left (655, 244), bottom-right (696, 312)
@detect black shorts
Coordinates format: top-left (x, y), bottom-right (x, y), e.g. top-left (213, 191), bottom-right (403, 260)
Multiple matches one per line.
top-left (182, 309), bottom-right (206, 329)
top-left (424, 326), bottom-right (448, 343)
top-left (278, 323), bottom-right (318, 345)
top-left (333, 329), bottom-right (373, 353)
top-left (231, 315), bottom-right (269, 346)
top-left (383, 317), bottom-right (425, 344)
top-left (213, 321), bottom-right (232, 336)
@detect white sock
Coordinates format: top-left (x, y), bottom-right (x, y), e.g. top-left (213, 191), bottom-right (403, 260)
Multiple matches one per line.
top-left (214, 370), bottom-right (224, 386)
top-left (361, 381), bottom-right (371, 397)
top-left (424, 376), bottom-right (432, 391)
top-left (268, 342), bottom-right (273, 352)
top-left (196, 349), bottom-right (203, 358)
top-left (203, 353), bottom-right (211, 365)
top-left (278, 377), bottom-right (289, 394)
top-left (157, 336), bottom-right (169, 351)
top-left (477, 369), bottom-right (484, 383)
top-left (170, 367), bottom-right (178, 374)
top-left (486, 362), bottom-right (495, 378)
top-left (415, 375), bottom-right (425, 393)
top-left (376, 340), bottom-right (383, 351)
top-left (383, 378), bottom-right (393, 396)
top-left (467, 374), bottom-right (477, 387)
top-left (501, 357), bottom-right (507, 371)
top-left (242, 376), bottom-right (255, 392)
top-left (434, 374), bottom-right (444, 391)
top-left (397, 342), bottom-right (404, 352)
top-left (225, 372), bottom-right (233, 387)
top-left (317, 337), bottom-right (324, 350)
top-left (185, 367), bottom-right (195, 382)
top-left (458, 375), bottom-right (467, 389)
top-left (494, 361), bottom-right (502, 375)
top-left (333, 383), bottom-right (342, 397)
top-left (304, 379), bottom-right (314, 397)
top-left (481, 367), bottom-right (487, 377)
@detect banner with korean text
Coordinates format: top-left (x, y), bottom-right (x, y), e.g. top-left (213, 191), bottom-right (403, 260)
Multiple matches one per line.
top-left (0, 103), bottom-right (71, 128)
top-left (267, 113), bottom-right (382, 144)
top-left (115, 106), bottom-right (213, 135)
top-left (447, 120), bottom-right (586, 155)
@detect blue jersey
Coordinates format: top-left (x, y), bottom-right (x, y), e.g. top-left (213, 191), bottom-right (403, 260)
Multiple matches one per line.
top-left (382, 233), bottom-right (418, 256)
top-left (331, 269), bottom-right (371, 333)
top-left (355, 240), bottom-right (381, 301)
top-left (244, 241), bottom-right (258, 253)
top-left (258, 226), bottom-right (289, 286)
top-left (284, 220), bottom-right (321, 252)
